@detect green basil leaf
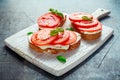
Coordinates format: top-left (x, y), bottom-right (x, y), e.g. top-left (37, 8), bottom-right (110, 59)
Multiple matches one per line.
top-left (56, 55), bottom-right (66, 63)
top-left (27, 32), bottom-right (33, 35)
top-left (82, 16), bottom-right (92, 21)
top-left (49, 8), bottom-right (64, 18)
top-left (56, 12), bottom-right (64, 18)
top-left (66, 27), bottom-right (74, 31)
top-left (49, 8), bottom-right (54, 12)
top-left (50, 27), bottom-right (64, 36)
top-left (56, 27), bottom-right (64, 32)
top-left (50, 30), bottom-right (58, 36)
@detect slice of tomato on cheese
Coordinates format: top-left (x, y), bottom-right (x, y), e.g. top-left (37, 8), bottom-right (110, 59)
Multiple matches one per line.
top-left (62, 31), bottom-right (77, 45)
top-left (69, 12), bottom-right (93, 22)
top-left (77, 22), bottom-right (102, 32)
top-left (37, 13), bottom-right (61, 28)
top-left (72, 18), bottom-right (99, 28)
top-left (31, 29), bottom-right (57, 46)
top-left (52, 30), bottom-right (70, 44)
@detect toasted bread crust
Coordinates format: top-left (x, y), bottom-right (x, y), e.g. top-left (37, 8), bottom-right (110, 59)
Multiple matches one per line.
top-left (72, 25), bottom-right (101, 41)
top-left (80, 31), bottom-right (101, 40)
top-left (29, 39), bottom-right (80, 54)
top-left (58, 15), bottom-right (67, 27)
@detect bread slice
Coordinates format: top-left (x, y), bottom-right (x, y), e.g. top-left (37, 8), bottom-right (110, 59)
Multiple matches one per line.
top-left (80, 31), bottom-right (101, 40)
top-left (72, 24), bottom-right (102, 41)
top-left (57, 14), bottom-right (67, 27)
top-left (75, 28), bottom-right (101, 40)
top-left (29, 40), bottom-right (80, 54)
top-left (29, 32), bottom-right (81, 54)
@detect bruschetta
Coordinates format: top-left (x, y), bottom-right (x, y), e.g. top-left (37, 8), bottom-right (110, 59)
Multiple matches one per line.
top-left (37, 8), bottom-right (66, 29)
top-left (69, 12), bottom-right (102, 40)
top-left (28, 28), bottom-right (81, 54)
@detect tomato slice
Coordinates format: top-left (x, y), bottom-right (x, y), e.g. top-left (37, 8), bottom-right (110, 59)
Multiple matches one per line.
top-left (52, 30), bottom-right (70, 44)
top-left (77, 22), bottom-right (102, 32)
top-left (72, 18), bottom-right (99, 28)
top-left (69, 12), bottom-right (93, 22)
top-left (37, 13), bottom-right (61, 28)
top-left (62, 31), bottom-right (77, 45)
top-left (31, 29), bottom-right (57, 46)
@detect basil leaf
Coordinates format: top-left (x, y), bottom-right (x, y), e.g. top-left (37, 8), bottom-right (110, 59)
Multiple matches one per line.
top-left (66, 27), bottom-right (74, 31)
top-left (57, 27), bottom-right (64, 32)
top-left (50, 30), bottom-right (58, 36)
top-left (82, 16), bottom-right (92, 21)
top-left (50, 27), bottom-right (64, 36)
top-left (27, 32), bottom-right (33, 35)
top-left (49, 8), bottom-right (54, 12)
top-left (56, 12), bottom-right (64, 18)
top-left (49, 8), bottom-right (64, 18)
top-left (56, 55), bottom-right (66, 63)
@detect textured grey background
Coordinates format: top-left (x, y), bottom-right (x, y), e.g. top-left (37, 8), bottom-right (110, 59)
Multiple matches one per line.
top-left (0, 0), bottom-right (120, 80)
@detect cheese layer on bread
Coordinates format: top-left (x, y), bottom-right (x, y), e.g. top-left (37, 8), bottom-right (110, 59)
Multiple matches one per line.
top-left (83, 30), bottom-right (102, 34)
top-left (28, 32), bottom-right (81, 50)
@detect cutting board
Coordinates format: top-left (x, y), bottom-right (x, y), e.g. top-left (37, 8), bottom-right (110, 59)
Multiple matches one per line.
top-left (4, 9), bottom-right (114, 76)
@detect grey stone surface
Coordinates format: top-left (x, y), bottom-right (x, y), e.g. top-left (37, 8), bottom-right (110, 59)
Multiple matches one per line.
top-left (0, 0), bottom-right (120, 80)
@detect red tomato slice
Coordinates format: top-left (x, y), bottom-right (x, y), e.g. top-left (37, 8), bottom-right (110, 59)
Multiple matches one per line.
top-left (62, 31), bottom-right (77, 45)
top-left (31, 29), bottom-right (57, 46)
top-left (52, 31), bottom-right (70, 44)
top-left (69, 12), bottom-right (93, 22)
top-left (37, 13), bottom-right (61, 28)
top-left (72, 18), bottom-right (99, 28)
top-left (77, 22), bottom-right (102, 32)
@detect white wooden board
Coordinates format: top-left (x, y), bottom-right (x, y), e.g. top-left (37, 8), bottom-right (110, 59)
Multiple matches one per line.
top-left (4, 24), bottom-right (113, 76)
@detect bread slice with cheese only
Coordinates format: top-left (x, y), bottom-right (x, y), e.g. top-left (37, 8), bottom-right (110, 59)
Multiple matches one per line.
top-left (28, 28), bottom-right (81, 54)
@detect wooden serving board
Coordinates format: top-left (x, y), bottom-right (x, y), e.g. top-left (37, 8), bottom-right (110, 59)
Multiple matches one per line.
top-left (4, 9), bottom-right (113, 76)
top-left (4, 24), bottom-right (113, 76)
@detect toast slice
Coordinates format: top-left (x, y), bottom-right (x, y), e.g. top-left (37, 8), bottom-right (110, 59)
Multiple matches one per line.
top-left (73, 26), bottom-right (102, 40)
top-left (29, 39), bottom-right (80, 54)
top-left (28, 30), bottom-right (81, 54)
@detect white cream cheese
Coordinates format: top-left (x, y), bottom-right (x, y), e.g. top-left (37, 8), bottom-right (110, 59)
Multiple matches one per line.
top-left (28, 32), bottom-right (81, 50)
top-left (71, 32), bottom-right (81, 45)
top-left (83, 30), bottom-right (102, 34)
top-left (39, 45), bottom-right (69, 50)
